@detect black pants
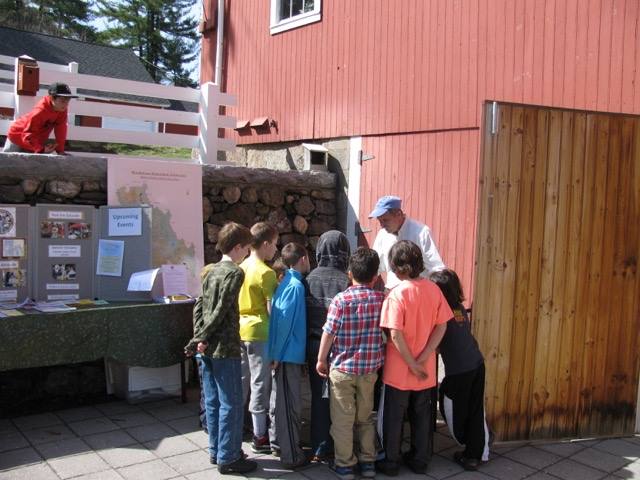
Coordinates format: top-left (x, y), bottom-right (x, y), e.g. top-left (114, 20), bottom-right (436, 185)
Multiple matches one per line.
top-left (379, 384), bottom-right (433, 465)
top-left (306, 337), bottom-right (333, 457)
top-left (439, 363), bottom-right (490, 461)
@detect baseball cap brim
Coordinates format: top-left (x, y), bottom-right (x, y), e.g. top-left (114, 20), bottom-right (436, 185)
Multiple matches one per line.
top-left (369, 206), bottom-right (390, 218)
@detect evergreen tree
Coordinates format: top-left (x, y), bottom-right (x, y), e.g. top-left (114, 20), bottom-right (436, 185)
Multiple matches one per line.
top-left (95, 0), bottom-right (198, 86)
top-left (0, 0), bottom-right (96, 41)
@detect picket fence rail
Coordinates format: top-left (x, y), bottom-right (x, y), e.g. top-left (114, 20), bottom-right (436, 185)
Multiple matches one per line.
top-left (0, 55), bottom-right (236, 163)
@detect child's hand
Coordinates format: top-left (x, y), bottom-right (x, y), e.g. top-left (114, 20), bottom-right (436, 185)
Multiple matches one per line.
top-left (409, 361), bottom-right (427, 380)
top-left (197, 341), bottom-right (209, 353)
top-left (316, 359), bottom-right (329, 378)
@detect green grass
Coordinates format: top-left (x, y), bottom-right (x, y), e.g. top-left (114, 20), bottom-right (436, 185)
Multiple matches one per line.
top-left (67, 141), bottom-right (193, 159)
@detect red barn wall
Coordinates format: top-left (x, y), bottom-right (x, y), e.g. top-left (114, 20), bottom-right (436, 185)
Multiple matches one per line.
top-left (204, 0), bottom-right (640, 144)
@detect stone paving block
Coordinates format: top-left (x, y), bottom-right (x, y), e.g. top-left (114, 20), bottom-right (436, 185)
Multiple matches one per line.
top-left (0, 462), bottom-right (59, 480)
top-left (108, 412), bottom-right (157, 429)
top-left (477, 455), bottom-right (536, 479)
top-left (117, 459), bottom-right (180, 480)
top-left (72, 471), bottom-right (125, 480)
top-left (441, 471), bottom-right (495, 479)
top-left (0, 447), bottom-right (42, 470)
top-left (572, 446), bottom-right (633, 473)
top-left (503, 445), bottom-right (562, 469)
top-left (47, 451), bottom-right (111, 479)
top-left (97, 445), bottom-right (157, 468)
top-left (94, 402), bottom-right (142, 417)
top-left (614, 459), bottom-right (640, 477)
top-left (537, 441), bottom-right (588, 457)
top-left (138, 399), bottom-right (181, 411)
top-left (35, 437), bottom-right (91, 460)
top-left (544, 458), bottom-right (606, 480)
top-left (12, 413), bottom-right (61, 431)
top-left (166, 417), bottom-right (201, 435)
top-left (0, 430), bottom-right (29, 453)
top-left (186, 470), bottom-right (227, 480)
top-left (594, 439), bottom-right (640, 459)
top-left (290, 464), bottom-right (333, 480)
top-left (0, 420), bottom-right (16, 433)
top-left (126, 422), bottom-right (178, 443)
top-left (143, 436), bottom-right (200, 458)
top-left (147, 406), bottom-right (195, 422)
top-left (21, 424), bottom-right (76, 445)
top-left (182, 431), bottom-right (209, 449)
top-left (424, 454), bottom-right (465, 479)
top-left (56, 406), bottom-right (104, 423)
top-left (433, 431), bottom-right (459, 453)
top-left (68, 417), bottom-right (120, 437)
top-left (83, 430), bottom-right (138, 451)
top-left (162, 449), bottom-right (215, 475)
top-left (524, 474), bottom-right (562, 480)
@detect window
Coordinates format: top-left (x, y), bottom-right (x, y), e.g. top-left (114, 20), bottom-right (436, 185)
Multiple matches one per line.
top-left (270, 0), bottom-right (321, 35)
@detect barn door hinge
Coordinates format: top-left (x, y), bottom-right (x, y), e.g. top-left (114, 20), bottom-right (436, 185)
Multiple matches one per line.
top-left (356, 222), bottom-right (371, 235)
top-left (358, 150), bottom-right (375, 165)
top-left (491, 101), bottom-right (499, 135)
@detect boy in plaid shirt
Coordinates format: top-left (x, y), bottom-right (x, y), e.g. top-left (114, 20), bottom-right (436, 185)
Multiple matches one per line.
top-left (316, 248), bottom-right (385, 480)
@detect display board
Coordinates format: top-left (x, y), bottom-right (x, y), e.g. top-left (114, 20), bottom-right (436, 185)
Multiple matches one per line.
top-left (94, 205), bottom-right (152, 301)
top-left (33, 204), bottom-right (98, 302)
top-left (0, 204), bottom-right (31, 303)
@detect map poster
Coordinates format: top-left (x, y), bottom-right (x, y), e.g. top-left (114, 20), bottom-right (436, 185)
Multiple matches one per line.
top-left (107, 157), bottom-right (203, 296)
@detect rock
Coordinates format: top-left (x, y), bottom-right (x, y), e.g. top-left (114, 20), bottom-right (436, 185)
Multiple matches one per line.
top-left (0, 185), bottom-right (25, 203)
top-left (204, 244), bottom-right (220, 264)
top-left (314, 199), bottom-right (336, 215)
top-left (267, 208), bottom-right (292, 233)
top-left (39, 193), bottom-right (65, 203)
top-left (307, 218), bottom-right (332, 236)
top-left (311, 189), bottom-right (336, 200)
top-left (81, 180), bottom-right (101, 192)
top-left (21, 178), bottom-right (40, 196)
top-left (0, 177), bottom-right (20, 186)
top-left (211, 201), bottom-right (226, 213)
top-left (286, 194), bottom-right (296, 204)
top-left (317, 214), bottom-right (337, 226)
top-left (205, 223), bottom-right (221, 243)
top-left (308, 235), bottom-right (320, 250)
top-left (47, 180), bottom-right (81, 198)
top-left (259, 188), bottom-right (285, 207)
top-left (224, 203), bottom-right (257, 226)
top-left (222, 185), bottom-right (242, 204)
top-left (202, 197), bottom-right (212, 222)
top-left (241, 187), bottom-right (258, 203)
top-left (280, 233), bottom-right (307, 246)
top-left (208, 186), bottom-right (220, 196)
top-left (255, 202), bottom-right (269, 216)
top-left (293, 215), bottom-right (308, 235)
top-left (294, 196), bottom-right (315, 216)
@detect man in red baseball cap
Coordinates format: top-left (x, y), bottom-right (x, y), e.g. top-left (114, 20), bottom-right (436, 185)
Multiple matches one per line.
top-left (3, 82), bottom-right (78, 154)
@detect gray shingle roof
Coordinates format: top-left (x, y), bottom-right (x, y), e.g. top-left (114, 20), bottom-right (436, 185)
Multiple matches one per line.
top-left (0, 26), bottom-right (173, 107)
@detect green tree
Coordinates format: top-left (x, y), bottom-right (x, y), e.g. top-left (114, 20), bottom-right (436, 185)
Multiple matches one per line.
top-left (95, 0), bottom-right (198, 86)
top-left (0, 0), bottom-right (96, 41)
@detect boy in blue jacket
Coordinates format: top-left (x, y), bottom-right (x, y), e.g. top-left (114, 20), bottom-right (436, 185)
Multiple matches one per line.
top-left (267, 242), bottom-right (310, 468)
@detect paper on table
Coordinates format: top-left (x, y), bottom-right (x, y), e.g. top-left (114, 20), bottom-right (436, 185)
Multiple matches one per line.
top-left (96, 239), bottom-right (125, 277)
top-left (160, 264), bottom-right (188, 296)
top-left (127, 268), bottom-right (159, 292)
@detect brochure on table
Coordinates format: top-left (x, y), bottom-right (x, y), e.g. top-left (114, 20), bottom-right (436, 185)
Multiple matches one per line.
top-left (0, 205), bottom-right (31, 304)
top-left (33, 204), bottom-right (97, 302)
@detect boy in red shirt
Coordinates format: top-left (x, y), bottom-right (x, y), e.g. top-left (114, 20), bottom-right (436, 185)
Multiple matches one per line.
top-left (4, 82), bottom-right (77, 154)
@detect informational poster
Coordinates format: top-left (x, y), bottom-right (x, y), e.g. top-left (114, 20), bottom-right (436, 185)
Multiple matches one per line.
top-left (48, 245), bottom-right (81, 258)
top-left (127, 268), bottom-right (159, 291)
top-left (108, 208), bottom-right (142, 236)
top-left (108, 158), bottom-right (203, 296)
top-left (0, 207), bottom-right (16, 238)
top-left (160, 264), bottom-right (188, 295)
top-left (96, 239), bottom-right (125, 277)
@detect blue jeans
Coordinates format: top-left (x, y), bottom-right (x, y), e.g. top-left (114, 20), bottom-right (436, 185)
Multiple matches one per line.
top-left (198, 355), bottom-right (243, 465)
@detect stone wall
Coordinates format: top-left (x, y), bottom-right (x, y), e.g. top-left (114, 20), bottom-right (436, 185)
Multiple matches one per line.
top-left (0, 154), bottom-right (338, 266)
top-left (201, 165), bottom-right (337, 266)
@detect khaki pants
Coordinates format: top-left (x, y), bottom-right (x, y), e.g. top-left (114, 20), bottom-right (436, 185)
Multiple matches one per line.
top-left (329, 369), bottom-right (378, 467)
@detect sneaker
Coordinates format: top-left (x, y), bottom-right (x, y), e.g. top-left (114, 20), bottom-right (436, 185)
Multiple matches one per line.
top-left (251, 435), bottom-right (271, 453)
top-left (359, 462), bottom-right (376, 478)
top-left (375, 460), bottom-right (399, 477)
top-left (211, 450), bottom-right (248, 465)
top-left (453, 451), bottom-right (483, 471)
top-left (218, 457), bottom-right (258, 474)
top-left (331, 464), bottom-right (355, 480)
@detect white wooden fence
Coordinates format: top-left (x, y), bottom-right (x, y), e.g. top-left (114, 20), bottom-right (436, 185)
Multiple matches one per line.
top-left (0, 55), bottom-right (236, 164)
